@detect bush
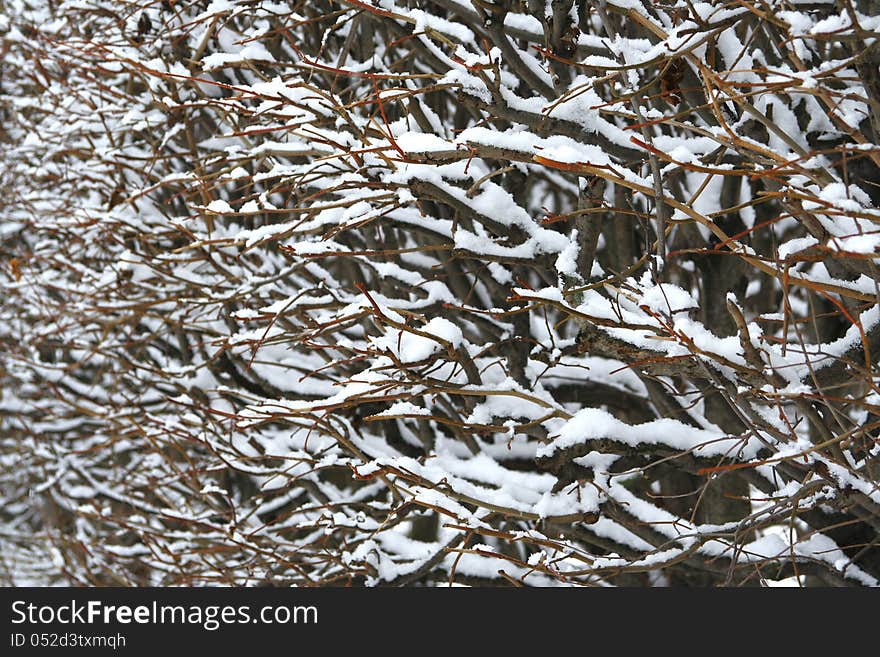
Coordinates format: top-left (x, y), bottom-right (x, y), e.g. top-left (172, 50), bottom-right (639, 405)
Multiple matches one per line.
top-left (2, 0), bottom-right (880, 586)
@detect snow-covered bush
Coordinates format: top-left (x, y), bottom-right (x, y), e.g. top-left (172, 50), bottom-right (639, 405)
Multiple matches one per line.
top-left (2, 0), bottom-right (880, 586)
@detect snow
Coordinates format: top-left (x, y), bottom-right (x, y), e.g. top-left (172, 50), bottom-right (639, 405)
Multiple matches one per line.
top-left (202, 43), bottom-right (276, 70)
top-left (371, 401), bottom-right (431, 418)
top-left (205, 199), bottom-right (234, 213)
top-left (3, 0), bottom-right (879, 590)
top-left (637, 281), bottom-right (698, 314)
top-left (371, 317), bottom-right (463, 363)
top-left (538, 407), bottom-right (762, 460)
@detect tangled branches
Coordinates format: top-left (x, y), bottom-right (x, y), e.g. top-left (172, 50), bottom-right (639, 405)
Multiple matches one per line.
top-left (2, 0), bottom-right (880, 586)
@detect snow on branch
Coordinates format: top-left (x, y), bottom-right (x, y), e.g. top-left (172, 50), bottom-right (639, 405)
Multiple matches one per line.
top-left (2, 0), bottom-right (880, 586)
